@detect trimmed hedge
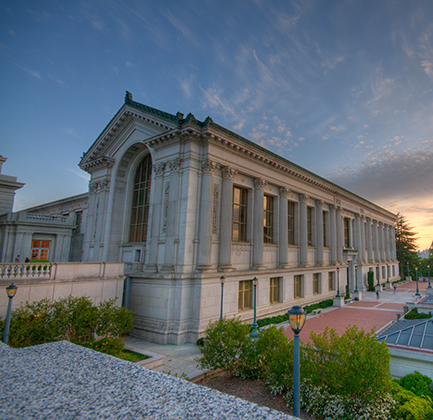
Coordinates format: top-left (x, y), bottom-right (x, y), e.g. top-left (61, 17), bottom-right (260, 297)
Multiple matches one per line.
top-left (404, 308), bottom-right (432, 320)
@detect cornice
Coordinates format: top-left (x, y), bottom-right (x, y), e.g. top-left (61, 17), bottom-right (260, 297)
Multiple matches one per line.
top-left (80, 156), bottom-right (115, 173)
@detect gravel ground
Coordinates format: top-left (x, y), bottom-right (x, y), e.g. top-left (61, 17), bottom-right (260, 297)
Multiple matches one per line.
top-left (197, 371), bottom-right (316, 420)
top-left (0, 341), bottom-right (297, 420)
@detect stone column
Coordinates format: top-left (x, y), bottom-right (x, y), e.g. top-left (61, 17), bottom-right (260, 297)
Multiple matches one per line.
top-left (278, 187), bottom-right (290, 268)
top-left (253, 178), bottom-right (267, 269)
top-left (355, 214), bottom-right (362, 257)
top-left (197, 160), bottom-right (217, 270)
top-left (372, 220), bottom-right (379, 263)
top-left (379, 222), bottom-right (385, 262)
top-left (161, 158), bottom-right (181, 272)
top-left (336, 207), bottom-right (344, 264)
top-left (330, 205), bottom-right (337, 265)
top-left (360, 215), bottom-right (366, 263)
top-left (366, 218), bottom-right (373, 263)
top-left (299, 194), bottom-right (308, 267)
top-left (218, 166), bottom-right (237, 271)
top-left (147, 162), bottom-right (166, 270)
top-left (315, 200), bottom-right (324, 266)
top-left (391, 226), bottom-right (397, 260)
top-left (349, 218), bottom-right (354, 248)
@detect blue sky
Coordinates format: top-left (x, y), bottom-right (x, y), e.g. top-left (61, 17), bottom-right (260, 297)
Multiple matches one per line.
top-left (1, 0), bottom-right (432, 250)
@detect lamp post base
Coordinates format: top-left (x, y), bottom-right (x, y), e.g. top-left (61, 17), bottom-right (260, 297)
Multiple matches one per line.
top-left (333, 296), bottom-right (345, 307)
top-left (352, 291), bottom-right (362, 301)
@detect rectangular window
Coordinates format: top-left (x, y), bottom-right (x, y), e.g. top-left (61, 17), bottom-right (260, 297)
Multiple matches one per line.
top-left (323, 212), bottom-right (328, 247)
top-left (288, 201), bottom-right (295, 245)
top-left (382, 266), bottom-right (386, 279)
top-left (233, 187), bottom-right (248, 242)
top-left (270, 277), bottom-right (280, 304)
top-left (307, 207), bottom-right (313, 246)
top-left (31, 240), bottom-right (50, 260)
top-left (313, 273), bottom-right (320, 294)
top-left (264, 195), bottom-right (274, 243)
top-left (328, 272), bottom-right (335, 291)
top-left (344, 218), bottom-right (350, 248)
top-left (294, 275), bottom-right (302, 298)
top-left (238, 280), bottom-right (252, 311)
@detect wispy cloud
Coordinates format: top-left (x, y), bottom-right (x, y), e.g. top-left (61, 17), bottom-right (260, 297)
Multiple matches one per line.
top-left (66, 168), bottom-right (90, 181)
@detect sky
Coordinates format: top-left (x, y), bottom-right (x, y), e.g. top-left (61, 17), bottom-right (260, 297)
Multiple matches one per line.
top-left (1, 0), bottom-right (432, 250)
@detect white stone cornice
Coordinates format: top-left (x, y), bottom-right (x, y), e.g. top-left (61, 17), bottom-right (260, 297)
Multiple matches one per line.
top-left (81, 156), bottom-right (115, 173)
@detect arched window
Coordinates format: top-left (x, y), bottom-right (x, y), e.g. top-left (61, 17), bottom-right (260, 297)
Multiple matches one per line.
top-left (129, 154), bottom-right (152, 242)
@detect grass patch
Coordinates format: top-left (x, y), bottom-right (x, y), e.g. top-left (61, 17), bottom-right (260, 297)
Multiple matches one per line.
top-left (117, 349), bottom-right (149, 362)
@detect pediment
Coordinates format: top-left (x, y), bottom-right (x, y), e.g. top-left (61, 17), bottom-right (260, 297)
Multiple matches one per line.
top-left (79, 99), bottom-right (179, 173)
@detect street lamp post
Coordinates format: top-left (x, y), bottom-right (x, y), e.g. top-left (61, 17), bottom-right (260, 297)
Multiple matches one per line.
top-left (428, 265), bottom-right (431, 289)
top-left (407, 262), bottom-right (410, 279)
top-left (219, 276), bottom-right (225, 321)
top-left (288, 305), bottom-right (307, 419)
top-left (3, 283), bottom-right (18, 345)
top-left (415, 267), bottom-right (420, 296)
top-left (354, 264), bottom-right (358, 293)
top-left (336, 267), bottom-right (341, 298)
top-left (386, 263), bottom-right (390, 285)
top-left (250, 277), bottom-right (259, 339)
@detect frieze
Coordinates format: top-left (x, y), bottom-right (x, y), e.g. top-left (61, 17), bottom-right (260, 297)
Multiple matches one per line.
top-left (232, 243), bottom-right (252, 252)
top-left (154, 162), bottom-right (166, 176)
top-left (168, 158), bottom-right (182, 173)
top-left (89, 177), bottom-right (110, 194)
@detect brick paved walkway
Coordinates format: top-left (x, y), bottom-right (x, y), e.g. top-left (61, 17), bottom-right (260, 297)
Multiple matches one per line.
top-left (284, 281), bottom-right (423, 345)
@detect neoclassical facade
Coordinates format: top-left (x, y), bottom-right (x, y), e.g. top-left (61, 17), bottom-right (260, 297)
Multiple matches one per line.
top-left (77, 92), bottom-right (399, 344)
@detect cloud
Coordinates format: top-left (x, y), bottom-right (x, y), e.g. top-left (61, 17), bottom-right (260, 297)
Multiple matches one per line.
top-left (233, 121), bottom-right (245, 131)
top-left (66, 168), bottom-right (90, 181)
top-left (125, 61), bottom-right (133, 68)
top-left (20, 66), bottom-right (42, 80)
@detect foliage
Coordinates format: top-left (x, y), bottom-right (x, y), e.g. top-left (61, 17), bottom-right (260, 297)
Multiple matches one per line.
top-left (391, 381), bottom-right (433, 420)
top-left (367, 270), bottom-right (373, 290)
top-left (237, 325), bottom-right (291, 380)
top-left (284, 378), bottom-right (394, 420)
top-left (398, 371), bottom-right (433, 401)
top-left (404, 308), bottom-right (432, 320)
top-left (196, 317), bottom-right (251, 376)
top-left (0, 295), bottom-right (134, 349)
top-left (84, 336), bottom-right (124, 356)
top-left (395, 213), bottom-right (421, 278)
top-left (305, 325), bottom-right (392, 402)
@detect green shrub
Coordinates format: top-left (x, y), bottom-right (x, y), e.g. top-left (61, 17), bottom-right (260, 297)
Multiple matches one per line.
top-left (404, 308), bottom-right (432, 320)
top-left (391, 381), bottom-right (433, 420)
top-left (398, 371), bottom-right (433, 402)
top-left (196, 317), bottom-right (251, 376)
top-left (306, 325), bottom-right (392, 402)
top-left (84, 336), bottom-right (124, 356)
top-left (1, 295), bottom-right (134, 349)
top-left (368, 271), bottom-right (375, 291)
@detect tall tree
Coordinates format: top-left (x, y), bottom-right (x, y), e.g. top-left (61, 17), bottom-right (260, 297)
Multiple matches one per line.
top-left (395, 213), bottom-right (420, 278)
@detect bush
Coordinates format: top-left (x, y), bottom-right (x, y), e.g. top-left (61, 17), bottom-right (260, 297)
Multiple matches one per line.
top-left (0, 295), bottom-right (134, 349)
top-left (391, 381), bottom-right (433, 420)
top-left (84, 336), bottom-right (125, 356)
top-left (404, 308), bottom-right (432, 320)
top-left (305, 325), bottom-right (392, 402)
top-left (368, 271), bottom-right (375, 291)
top-left (196, 317), bottom-right (251, 376)
top-left (398, 371), bottom-right (433, 402)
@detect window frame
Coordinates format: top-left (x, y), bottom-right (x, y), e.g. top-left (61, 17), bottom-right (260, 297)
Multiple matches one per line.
top-left (313, 273), bottom-right (320, 294)
top-left (233, 186), bottom-right (248, 242)
top-left (294, 275), bottom-right (302, 299)
top-left (288, 201), bottom-right (295, 245)
top-left (307, 207), bottom-right (313, 246)
top-left (238, 280), bottom-right (253, 311)
top-left (270, 277), bottom-right (280, 304)
top-left (263, 194), bottom-right (274, 244)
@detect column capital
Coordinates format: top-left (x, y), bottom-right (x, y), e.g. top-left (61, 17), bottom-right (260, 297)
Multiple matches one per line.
top-left (254, 178), bottom-right (268, 190)
top-left (299, 194), bottom-right (309, 204)
top-left (221, 166), bottom-right (238, 180)
top-left (279, 186), bottom-right (291, 198)
top-left (201, 159), bottom-right (218, 175)
top-left (315, 199), bottom-right (324, 208)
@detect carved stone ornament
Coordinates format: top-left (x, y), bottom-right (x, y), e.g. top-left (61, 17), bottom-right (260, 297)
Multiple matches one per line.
top-left (279, 187), bottom-right (291, 198)
top-left (89, 181), bottom-right (98, 194)
top-left (99, 178), bottom-right (110, 192)
top-left (201, 159), bottom-right (218, 174)
top-left (299, 194), bottom-right (310, 204)
top-left (221, 166), bottom-right (238, 180)
top-left (162, 180), bottom-right (170, 233)
top-left (315, 199), bottom-right (324, 208)
top-left (169, 158), bottom-right (182, 173)
top-left (254, 178), bottom-right (268, 190)
top-left (154, 162), bottom-right (166, 176)
top-left (117, 170), bottom-right (126, 178)
top-left (212, 184), bottom-right (219, 234)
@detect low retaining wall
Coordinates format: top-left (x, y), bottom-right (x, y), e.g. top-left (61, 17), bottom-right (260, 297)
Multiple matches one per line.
top-left (0, 262), bottom-right (125, 317)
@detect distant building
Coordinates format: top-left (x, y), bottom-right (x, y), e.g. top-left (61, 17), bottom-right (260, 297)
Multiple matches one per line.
top-left (0, 93), bottom-right (400, 344)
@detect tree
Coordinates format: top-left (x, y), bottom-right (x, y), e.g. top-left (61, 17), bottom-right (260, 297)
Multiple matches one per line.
top-left (395, 213), bottom-right (420, 278)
